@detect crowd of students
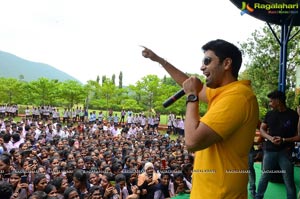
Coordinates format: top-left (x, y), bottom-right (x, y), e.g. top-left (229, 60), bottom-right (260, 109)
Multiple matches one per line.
top-left (0, 108), bottom-right (193, 199)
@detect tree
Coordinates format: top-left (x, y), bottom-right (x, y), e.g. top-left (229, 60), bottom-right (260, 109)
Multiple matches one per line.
top-left (26, 78), bottom-right (59, 105)
top-left (158, 74), bottom-right (207, 116)
top-left (102, 75), bottom-right (106, 84)
top-left (100, 78), bottom-right (118, 111)
top-left (83, 80), bottom-right (100, 108)
top-left (119, 71), bottom-right (123, 88)
top-left (58, 80), bottom-right (86, 108)
top-left (127, 84), bottom-right (143, 107)
top-left (121, 98), bottom-right (142, 112)
top-left (0, 78), bottom-right (25, 104)
top-left (240, 25), bottom-right (300, 118)
top-left (134, 75), bottom-right (161, 112)
top-left (113, 87), bottom-right (130, 109)
top-left (153, 82), bottom-right (183, 115)
top-left (112, 74), bottom-right (116, 85)
top-left (85, 80), bottom-right (101, 109)
top-left (162, 75), bottom-right (177, 86)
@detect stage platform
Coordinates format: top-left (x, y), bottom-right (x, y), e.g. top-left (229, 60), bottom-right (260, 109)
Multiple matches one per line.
top-left (249, 162), bottom-right (300, 198)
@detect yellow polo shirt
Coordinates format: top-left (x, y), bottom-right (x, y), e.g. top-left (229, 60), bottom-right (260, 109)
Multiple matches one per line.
top-left (190, 80), bottom-right (259, 199)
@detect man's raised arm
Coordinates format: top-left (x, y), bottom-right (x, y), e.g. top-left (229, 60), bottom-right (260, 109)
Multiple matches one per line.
top-left (141, 46), bottom-right (207, 102)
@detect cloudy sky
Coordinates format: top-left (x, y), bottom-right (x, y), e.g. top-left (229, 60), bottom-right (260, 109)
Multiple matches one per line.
top-left (0, 0), bottom-right (265, 85)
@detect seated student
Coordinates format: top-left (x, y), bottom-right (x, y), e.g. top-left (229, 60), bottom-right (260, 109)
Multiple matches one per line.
top-left (29, 190), bottom-right (47, 199)
top-left (115, 173), bottom-right (129, 199)
top-left (99, 173), bottom-right (119, 199)
top-left (182, 163), bottom-right (193, 190)
top-left (123, 170), bottom-right (138, 196)
top-left (88, 172), bottom-right (101, 187)
top-left (154, 173), bottom-right (172, 199)
top-left (32, 174), bottom-right (48, 193)
top-left (9, 171), bottom-right (29, 199)
top-left (138, 162), bottom-right (159, 199)
top-left (0, 153), bottom-right (12, 178)
top-left (169, 173), bottom-right (190, 196)
top-left (64, 187), bottom-right (80, 199)
top-left (50, 177), bottom-right (68, 199)
top-left (88, 186), bottom-right (102, 199)
top-left (44, 183), bottom-right (58, 198)
top-left (73, 169), bottom-right (90, 199)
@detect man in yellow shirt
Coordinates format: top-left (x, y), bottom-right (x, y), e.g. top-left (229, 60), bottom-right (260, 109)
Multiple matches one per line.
top-left (142, 39), bottom-right (259, 199)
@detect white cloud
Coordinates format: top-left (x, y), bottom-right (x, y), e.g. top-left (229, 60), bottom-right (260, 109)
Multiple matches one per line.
top-left (0, 0), bottom-right (265, 85)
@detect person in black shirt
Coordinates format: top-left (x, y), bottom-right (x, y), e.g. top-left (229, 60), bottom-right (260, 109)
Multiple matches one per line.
top-left (256, 90), bottom-right (300, 199)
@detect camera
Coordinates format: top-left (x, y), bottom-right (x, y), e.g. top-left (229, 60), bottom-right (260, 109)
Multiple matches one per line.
top-left (21, 175), bottom-right (27, 183)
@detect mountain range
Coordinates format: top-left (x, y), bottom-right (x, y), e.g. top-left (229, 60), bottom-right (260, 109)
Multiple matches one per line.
top-left (0, 50), bottom-right (81, 82)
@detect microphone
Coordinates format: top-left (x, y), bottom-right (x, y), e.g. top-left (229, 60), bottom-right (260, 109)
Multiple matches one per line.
top-left (163, 89), bottom-right (185, 108)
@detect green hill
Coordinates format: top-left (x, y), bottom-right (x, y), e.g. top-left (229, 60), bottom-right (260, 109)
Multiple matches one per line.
top-left (0, 50), bottom-right (81, 82)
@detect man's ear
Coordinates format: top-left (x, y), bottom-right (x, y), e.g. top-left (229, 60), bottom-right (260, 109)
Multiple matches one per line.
top-left (223, 58), bottom-right (232, 71)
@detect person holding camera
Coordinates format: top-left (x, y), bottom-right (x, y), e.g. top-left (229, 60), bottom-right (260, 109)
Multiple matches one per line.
top-left (9, 171), bottom-right (29, 199)
top-left (137, 162), bottom-right (159, 199)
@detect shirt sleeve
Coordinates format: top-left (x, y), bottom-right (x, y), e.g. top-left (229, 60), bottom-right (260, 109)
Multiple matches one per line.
top-left (200, 94), bottom-right (248, 139)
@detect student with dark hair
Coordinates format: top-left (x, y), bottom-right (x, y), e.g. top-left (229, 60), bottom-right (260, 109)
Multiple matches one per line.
top-left (154, 173), bottom-right (172, 199)
top-left (123, 155), bottom-right (131, 170)
top-left (32, 174), bottom-right (47, 193)
top-left (0, 152), bottom-right (12, 178)
top-left (65, 161), bottom-right (76, 185)
top-left (50, 176), bottom-right (68, 199)
top-left (76, 157), bottom-right (85, 170)
top-left (88, 185), bottom-right (102, 199)
top-left (88, 172), bottom-right (100, 187)
top-left (49, 156), bottom-right (60, 172)
top-left (64, 187), bottom-right (80, 199)
top-left (182, 163), bottom-right (193, 190)
top-left (9, 171), bottom-right (29, 199)
top-left (84, 156), bottom-right (94, 171)
top-left (44, 183), bottom-right (58, 198)
top-left (123, 170), bottom-right (138, 196)
top-left (3, 133), bottom-right (12, 152)
top-left (73, 169), bottom-right (90, 199)
top-left (115, 173), bottom-right (128, 198)
top-left (111, 163), bottom-right (123, 176)
top-left (29, 190), bottom-right (47, 199)
top-left (0, 181), bottom-right (13, 199)
top-left (171, 173), bottom-right (190, 196)
top-left (99, 173), bottom-right (119, 199)
top-left (0, 132), bottom-right (7, 153)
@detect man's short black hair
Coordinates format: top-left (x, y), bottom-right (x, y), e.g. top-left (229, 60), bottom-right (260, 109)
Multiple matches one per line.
top-left (202, 39), bottom-right (242, 78)
top-left (267, 90), bottom-right (286, 104)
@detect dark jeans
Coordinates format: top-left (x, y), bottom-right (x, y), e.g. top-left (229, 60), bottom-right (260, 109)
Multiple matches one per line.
top-left (248, 148), bottom-right (256, 197)
top-left (255, 150), bottom-right (296, 199)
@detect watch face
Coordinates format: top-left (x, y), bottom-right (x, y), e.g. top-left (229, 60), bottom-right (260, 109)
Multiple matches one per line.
top-left (187, 94), bottom-right (198, 102)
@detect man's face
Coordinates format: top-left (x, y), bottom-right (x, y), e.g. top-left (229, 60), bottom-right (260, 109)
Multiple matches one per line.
top-left (268, 98), bottom-right (279, 110)
top-left (201, 50), bottom-right (225, 88)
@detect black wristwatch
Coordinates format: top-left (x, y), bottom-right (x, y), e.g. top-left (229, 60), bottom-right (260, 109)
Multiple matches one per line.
top-left (186, 94), bottom-right (199, 105)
